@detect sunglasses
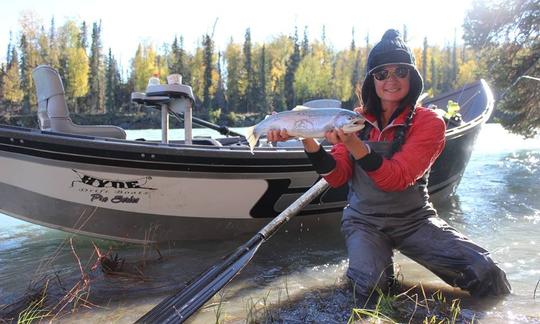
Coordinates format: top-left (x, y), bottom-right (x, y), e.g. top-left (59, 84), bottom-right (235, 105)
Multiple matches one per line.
top-left (372, 66), bottom-right (410, 81)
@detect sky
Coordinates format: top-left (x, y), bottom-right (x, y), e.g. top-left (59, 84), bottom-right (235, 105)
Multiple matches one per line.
top-left (1, 0), bottom-right (476, 69)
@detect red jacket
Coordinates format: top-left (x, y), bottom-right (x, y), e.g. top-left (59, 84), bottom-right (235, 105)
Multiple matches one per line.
top-left (324, 107), bottom-right (446, 192)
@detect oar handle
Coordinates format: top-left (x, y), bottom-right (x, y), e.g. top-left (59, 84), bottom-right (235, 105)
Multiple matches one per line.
top-left (172, 110), bottom-right (245, 138)
top-left (259, 178), bottom-right (329, 240)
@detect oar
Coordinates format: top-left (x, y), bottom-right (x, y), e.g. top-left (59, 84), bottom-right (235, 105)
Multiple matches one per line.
top-left (136, 178), bottom-right (329, 323)
top-left (169, 110), bottom-right (246, 138)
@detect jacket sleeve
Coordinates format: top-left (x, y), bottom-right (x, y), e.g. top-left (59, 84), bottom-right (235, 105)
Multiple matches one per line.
top-left (323, 143), bottom-right (353, 187)
top-left (366, 112), bottom-right (446, 192)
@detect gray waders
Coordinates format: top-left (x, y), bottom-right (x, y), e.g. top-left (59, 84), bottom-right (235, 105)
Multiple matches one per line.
top-left (341, 141), bottom-right (511, 303)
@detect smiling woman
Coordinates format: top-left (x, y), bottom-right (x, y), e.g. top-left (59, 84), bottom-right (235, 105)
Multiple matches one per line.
top-left (269, 28), bottom-right (511, 307)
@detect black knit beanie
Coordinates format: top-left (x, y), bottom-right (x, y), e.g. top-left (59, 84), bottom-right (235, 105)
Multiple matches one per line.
top-left (361, 29), bottom-right (423, 109)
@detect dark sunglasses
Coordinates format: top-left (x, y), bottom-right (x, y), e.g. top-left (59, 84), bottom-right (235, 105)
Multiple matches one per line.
top-left (372, 66), bottom-right (410, 81)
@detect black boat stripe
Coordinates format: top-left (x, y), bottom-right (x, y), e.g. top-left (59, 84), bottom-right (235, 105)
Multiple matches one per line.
top-left (0, 143), bottom-right (315, 173)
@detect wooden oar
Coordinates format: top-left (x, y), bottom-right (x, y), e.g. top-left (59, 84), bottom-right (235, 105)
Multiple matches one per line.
top-left (136, 178), bottom-right (329, 323)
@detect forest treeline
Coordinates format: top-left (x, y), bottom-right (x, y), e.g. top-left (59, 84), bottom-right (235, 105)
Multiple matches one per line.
top-left (0, 0), bottom-right (538, 134)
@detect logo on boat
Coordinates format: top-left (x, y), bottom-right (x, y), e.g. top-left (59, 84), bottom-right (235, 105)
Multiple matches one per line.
top-left (71, 169), bottom-right (156, 190)
top-left (70, 169), bottom-right (156, 205)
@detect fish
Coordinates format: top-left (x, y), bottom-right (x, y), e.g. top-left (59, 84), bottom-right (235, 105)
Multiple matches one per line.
top-left (245, 106), bottom-right (366, 153)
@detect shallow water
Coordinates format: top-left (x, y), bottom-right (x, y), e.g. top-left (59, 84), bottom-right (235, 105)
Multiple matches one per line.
top-left (1, 124), bottom-right (539, 323)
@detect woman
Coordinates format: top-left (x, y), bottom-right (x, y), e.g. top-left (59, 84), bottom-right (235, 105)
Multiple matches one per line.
top-left (268, 29), bottom-right (511, 306)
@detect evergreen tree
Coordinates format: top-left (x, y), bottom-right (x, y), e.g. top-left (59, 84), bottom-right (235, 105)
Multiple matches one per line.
top-left (243, 28), bottom-right (256, 113)
top-left (105, 48), bottom-right (121, 113)
top-left (88, 21), bottom-right (104, 113)
top-left (350, 27), bottom-right (356, 52)
top-left (364, 33), bottom-right (370, 76)
top-left (301, 26), bottom-right (310, 58)
top-left (202, 34), bottom-right (214, 111)
top-left (422, 37), bottom-right (428, 88)
top-left (402, 25), bottom-right (408, 43)
top-left (169, 35), bottom-right (191, 84)
top-left (430, 55), bottom-right (437, 93)
top-left (214, 52), bottom-right (227, 113)
top-left (224, 40), bottom-right (243, 113)
top-left (48, 17), bottom-right (60, 68)
top-left (348, 47), bottom-right (362, 107)
top-left (451, 32), bottom-right (458, 86)
top-left (79, 21), bottom-right (88, 50)
top-left (284, 28), bottom-right (300, 108)
top-left (259, 45), bottom-right (268, 113)
top-left (6, 31), bottom-right (13, 64)
top-left (19, 33), bottom-right (37, 114)
top-left (38, 26), bottom-right (50, 64)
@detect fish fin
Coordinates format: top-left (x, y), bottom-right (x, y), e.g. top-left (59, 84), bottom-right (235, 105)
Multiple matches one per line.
top-left (245, 125), bottom-right (259, 154)
top-left (291, 105), bottom-right (310, 111)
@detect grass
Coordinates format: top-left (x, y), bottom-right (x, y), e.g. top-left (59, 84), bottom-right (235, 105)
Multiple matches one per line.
top-left (16, 280), bottom-right (49, 324)
top-left (348, 286), bottom-right (474, 324)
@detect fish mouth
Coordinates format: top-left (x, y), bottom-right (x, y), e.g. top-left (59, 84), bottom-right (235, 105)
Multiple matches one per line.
top-left (343, 117), bottom-right (366, 132)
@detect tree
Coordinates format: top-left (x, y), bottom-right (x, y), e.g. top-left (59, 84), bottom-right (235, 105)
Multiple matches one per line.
top-left (19, 33), bottom-right (38, 114)
top-left (130, 43), bottom-right (157, 92)
top-left (422, 37), bottom-right (429, 88)
top-left (65, 46), bottom-right (89, 113)
top-left (2, 47), bottom-right (23, 106)
top-left (202, 34), bottom-right (214, 111)
top-left (58, 19), bottom-right (89, 112)
top-left (88, 21), bottom-right (104, 113)
top-left (266, 35), bottom-right (293, 111)
top-left (284, 28), bottom-right (301, 108)
top-left (294, 41), bottom-right (333, 103)
top-left (463, 0), bottom-right (539, 137)
top-left (214, 52), bottom-right (227, 113)
top-left (301, 26), bottom-right (310, 58)
top-left (243, 28), bottom-right (257, 113)
top-left (224, 40), bottom-right (243, 113)
top-left (79, 21), bottom-right (88, 50)
top-left (105, 48), bottom-right (121, 113)
top-left (169, 35), bottom-right (191, 85)
top-left (47, 17), bottom-right (60, 69)
top-left (258, 45), bottom-right (268, 113)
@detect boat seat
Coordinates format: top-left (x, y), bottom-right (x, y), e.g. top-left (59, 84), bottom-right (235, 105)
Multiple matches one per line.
top-left (32, 65), bottom-right (126, 139)
top-left (303, 98), bottom-right (342, 108)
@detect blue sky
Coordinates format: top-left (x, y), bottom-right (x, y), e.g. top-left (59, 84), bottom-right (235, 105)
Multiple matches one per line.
top-left (1, 0), bottom-right (475, 68)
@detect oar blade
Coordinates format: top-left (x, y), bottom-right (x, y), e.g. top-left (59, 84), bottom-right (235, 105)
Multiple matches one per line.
top-left (136, 237), bottom-right (263, 323)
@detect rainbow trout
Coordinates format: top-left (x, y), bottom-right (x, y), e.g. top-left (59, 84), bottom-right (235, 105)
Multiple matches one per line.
top-left (245, 106), bottom-right (365, 153)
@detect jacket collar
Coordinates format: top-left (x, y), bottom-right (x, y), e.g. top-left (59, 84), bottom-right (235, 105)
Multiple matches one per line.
top-left (361, 106), bottom-right (412, 129)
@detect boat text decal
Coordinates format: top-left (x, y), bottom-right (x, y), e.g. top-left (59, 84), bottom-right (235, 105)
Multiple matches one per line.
top-left (70, 169), bottom-right (156, 205)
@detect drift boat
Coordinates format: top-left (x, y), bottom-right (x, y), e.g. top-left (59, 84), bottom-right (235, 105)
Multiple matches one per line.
top-left (0, 65), bottom-right (493, 243)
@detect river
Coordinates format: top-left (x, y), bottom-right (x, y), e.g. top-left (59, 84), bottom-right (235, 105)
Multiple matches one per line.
top-left (0, 123), bottom-right (539, 323)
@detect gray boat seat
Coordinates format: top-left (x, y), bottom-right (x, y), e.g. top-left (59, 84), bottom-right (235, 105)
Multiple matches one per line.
top-left (32, 65), bottom-right (126, 139)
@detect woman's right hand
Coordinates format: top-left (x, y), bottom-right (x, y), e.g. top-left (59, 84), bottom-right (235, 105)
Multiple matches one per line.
top-left (267, 129), bottom-right (292, 142)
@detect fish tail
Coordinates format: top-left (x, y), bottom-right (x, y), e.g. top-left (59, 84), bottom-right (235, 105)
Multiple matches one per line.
top-left (245, 125), bottom-right (259, 154)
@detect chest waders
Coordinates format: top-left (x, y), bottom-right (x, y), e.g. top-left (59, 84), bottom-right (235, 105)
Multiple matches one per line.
top-left (341, 137), bottom-right (511, 304)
